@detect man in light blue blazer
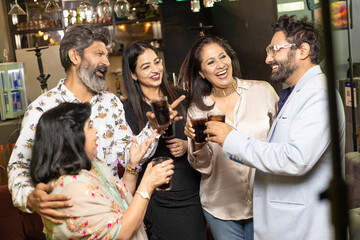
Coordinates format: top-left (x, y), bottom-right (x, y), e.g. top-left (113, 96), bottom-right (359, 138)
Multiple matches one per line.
top-left (205, 15), bottom-right (345, 240)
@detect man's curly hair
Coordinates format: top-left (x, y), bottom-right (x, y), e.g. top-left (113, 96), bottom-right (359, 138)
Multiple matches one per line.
top-left (272, 15), bottom-right (322, 64)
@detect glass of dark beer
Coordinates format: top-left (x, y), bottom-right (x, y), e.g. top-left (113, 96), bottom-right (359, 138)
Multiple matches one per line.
top-left (152, 156), bottom-right (172, 191)
top-left (162, 122), bottom-right (175, 139)
top-left (207, 113), bottom-right (225, 122)
top-left (150, 96), bottom-right (170, 127)
top-left (190, 117), bottom-right (207, 144)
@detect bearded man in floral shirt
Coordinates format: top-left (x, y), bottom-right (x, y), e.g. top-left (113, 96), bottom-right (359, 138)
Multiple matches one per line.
top-left (7, 25), bottom-right (184, 224)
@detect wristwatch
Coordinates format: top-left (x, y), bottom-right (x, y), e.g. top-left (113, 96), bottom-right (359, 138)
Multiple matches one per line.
top-left (136, 190), bottom-right (150, 200)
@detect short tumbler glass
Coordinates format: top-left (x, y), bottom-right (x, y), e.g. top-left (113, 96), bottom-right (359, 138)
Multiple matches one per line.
top-left (152, 156), bottom-right (172, 191)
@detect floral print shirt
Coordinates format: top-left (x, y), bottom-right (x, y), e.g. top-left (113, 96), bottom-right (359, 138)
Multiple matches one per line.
top-left (43, 158), bottom-right (147, 240)
top-left (7, 79), bottom-right (158, 212)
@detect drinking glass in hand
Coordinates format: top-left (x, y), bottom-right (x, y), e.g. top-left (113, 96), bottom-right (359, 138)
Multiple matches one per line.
top-left (190, 117), bottom-right (207, 144)
top-left (162, 122), bottom-right (175, 139)
top-left (207, 113), bottom-right (225, 141)
top-left (152, 156), bottom-right (172, 191)
top-left (207, 113), bottom-right (225, 122)
top-left (150, 96), bottom-right (170, 127)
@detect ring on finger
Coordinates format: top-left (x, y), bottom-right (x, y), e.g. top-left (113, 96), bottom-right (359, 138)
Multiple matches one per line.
top-left (176, 142), bottom-right (180, 147)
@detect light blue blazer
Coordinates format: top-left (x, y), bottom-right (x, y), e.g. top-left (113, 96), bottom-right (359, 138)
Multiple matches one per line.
top-left (223, 65), bottom-right (346, 240)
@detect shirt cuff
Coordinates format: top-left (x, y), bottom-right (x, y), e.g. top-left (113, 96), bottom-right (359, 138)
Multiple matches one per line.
top-left (23, 189), bottom-right (35, 213)
top-left (223, 129), bottom-right (247, 165)
top-left (223, 129), bottom-right (239, 153)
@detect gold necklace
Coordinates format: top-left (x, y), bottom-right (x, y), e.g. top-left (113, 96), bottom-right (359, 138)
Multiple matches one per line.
top-left (212, 80), bottom-right (237, 97)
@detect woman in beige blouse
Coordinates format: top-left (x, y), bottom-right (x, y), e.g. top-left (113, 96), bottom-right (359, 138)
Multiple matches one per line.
top-left (183, 35), bottom-right (278, 240)
top-left (30, 102), bottom-right (174, 240)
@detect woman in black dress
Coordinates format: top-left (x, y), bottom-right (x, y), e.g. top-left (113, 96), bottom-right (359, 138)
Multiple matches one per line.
top-left (122, 41), bottom-right (207, 240)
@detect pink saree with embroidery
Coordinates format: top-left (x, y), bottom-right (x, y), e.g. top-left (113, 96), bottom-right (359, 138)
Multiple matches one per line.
top-left (42, 158), bottom-right (148, 240)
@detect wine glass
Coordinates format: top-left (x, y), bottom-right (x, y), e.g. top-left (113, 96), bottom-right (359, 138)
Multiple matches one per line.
top-left (114, 0), bottom-right (130, 20)
top-left (8, 0), bottom-right (26, 15)
top-left (78, 0), bottom-right (94, 23)
top-left (45, 0), bottom-right (62, 13)
top-left (146, 0), bottom-right (162, 9)
top-left (191, 0), bottom-right (200, 12)
top-left (97, 0), bottom-right (112, 22)
top-left (203, 0), bottom-right (214, 8)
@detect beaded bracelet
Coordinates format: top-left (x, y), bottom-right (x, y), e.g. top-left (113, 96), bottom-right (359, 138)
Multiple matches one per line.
top-left (126, 162), bottom-right (142, 175)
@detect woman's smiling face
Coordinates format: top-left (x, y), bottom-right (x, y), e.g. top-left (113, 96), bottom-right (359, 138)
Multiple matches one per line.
top-left (198, 42), bottom-right (234, 89)
top-left (132, 48), bottom-right (164, 90)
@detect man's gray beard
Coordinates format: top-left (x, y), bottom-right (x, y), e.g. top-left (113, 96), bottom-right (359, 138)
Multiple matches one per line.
top-left (77, 64), bottom-right (107, 93)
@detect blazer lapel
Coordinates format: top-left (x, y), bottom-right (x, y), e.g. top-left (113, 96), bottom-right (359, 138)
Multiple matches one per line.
top-left (266, 66), bottom-right (323, 141)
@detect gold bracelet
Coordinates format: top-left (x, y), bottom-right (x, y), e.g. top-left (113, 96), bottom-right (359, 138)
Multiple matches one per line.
top-left (136, 190), bottom-right (150, 200)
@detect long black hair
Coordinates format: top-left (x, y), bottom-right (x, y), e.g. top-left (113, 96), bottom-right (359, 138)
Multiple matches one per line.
top-left (182, 35), bottom-right (241, 111)
top-left (30, 102), bottom-right (92, 184)
top-left (122, 41), bottom-right (186, 129)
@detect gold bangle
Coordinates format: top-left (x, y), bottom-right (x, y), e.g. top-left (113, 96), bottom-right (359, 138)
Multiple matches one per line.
top-left (136, 190), bottom-right (150, 200)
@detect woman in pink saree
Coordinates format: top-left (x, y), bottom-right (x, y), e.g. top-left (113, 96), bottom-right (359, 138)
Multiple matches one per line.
top-left (30, 102), bottom-right (174, 240)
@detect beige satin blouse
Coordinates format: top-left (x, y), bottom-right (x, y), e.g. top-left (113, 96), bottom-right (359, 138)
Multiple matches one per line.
top-left (187, 78), bottom-right (278, 220)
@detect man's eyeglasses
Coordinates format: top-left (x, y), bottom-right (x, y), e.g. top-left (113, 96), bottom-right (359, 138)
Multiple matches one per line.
top-left (266, 43), bottom-right (296, 56)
